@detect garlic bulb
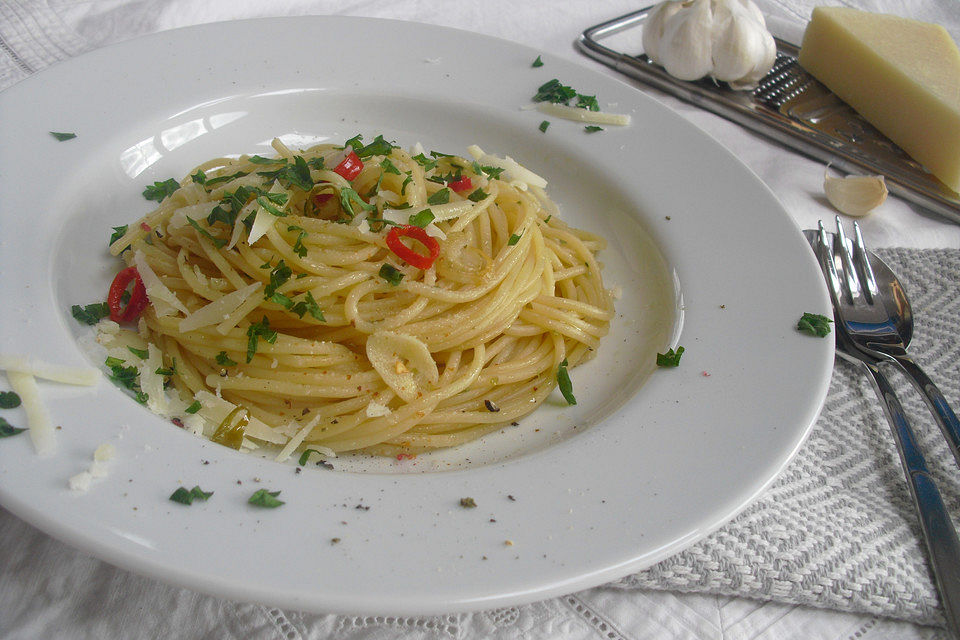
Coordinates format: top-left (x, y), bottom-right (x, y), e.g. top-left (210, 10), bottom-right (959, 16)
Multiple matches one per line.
top-left (823, 170), bottom-right (888, 217)
top-left (642, 0), bottom-right (777, 89)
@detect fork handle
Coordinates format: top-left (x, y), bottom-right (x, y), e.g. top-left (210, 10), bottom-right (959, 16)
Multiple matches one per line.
top-left (862, 360), bottom-right (960, 637)
top-left (888, 354), bottom-right (960, 470)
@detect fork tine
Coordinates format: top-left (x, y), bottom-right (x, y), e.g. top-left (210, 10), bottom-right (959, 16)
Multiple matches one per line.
top-left (852, 221), bottom-right (879, 302)
top-left (834, 215), bottom-right (860, 303)
top-left (817, 220), bottom-right (843, 302)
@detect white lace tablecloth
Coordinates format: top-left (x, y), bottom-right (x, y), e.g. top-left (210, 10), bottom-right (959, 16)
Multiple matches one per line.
top-left (2, 1), bottom-right (960, 638)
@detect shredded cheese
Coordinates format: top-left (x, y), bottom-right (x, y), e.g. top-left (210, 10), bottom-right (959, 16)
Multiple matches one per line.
top-left (179, 282), bottom-right (262, 333)
top-left (274, 414), bottom-right (323, 463)
top-left (133, 250), bottom-right (189, 317)
top-left (0, 354), bottom-right (100, 386)
top-left (5, 371), bottom-right (55, 455)
top-left (534, 102), bottom-right (632, 126)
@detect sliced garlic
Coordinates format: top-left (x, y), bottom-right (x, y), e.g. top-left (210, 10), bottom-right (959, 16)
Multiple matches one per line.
top-left (366, 331), bottom-right (439, 403)
top-left (823, 170), bottom-right (888, 217)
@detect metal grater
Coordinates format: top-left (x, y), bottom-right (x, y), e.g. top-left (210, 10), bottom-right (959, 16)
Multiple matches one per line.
top-left (577, 7), bottom-right (960, 222)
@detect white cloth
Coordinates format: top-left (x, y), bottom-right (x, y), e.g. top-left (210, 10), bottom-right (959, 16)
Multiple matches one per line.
top-left (2, 1), bottom-right (960, 639)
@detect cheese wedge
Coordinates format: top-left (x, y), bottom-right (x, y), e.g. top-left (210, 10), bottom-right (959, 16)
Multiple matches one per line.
top-left (799, 7), bottom-right (960, 193)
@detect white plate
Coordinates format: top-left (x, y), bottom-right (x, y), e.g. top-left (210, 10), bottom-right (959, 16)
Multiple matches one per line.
top-left (0, 17), bottom-right (833, 615)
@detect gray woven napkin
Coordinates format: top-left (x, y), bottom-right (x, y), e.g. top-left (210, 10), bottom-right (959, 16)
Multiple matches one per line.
top-left (617, 248), bottom-right (960, 627)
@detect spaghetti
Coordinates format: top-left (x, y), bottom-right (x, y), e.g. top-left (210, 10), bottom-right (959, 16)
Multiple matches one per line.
top-left (103, 136), bottom-right (613, 458)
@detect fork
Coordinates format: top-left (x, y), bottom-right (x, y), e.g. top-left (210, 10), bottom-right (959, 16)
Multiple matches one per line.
top-left (812, 223), bottom-right (960, 638)
top-left (823, 216), bottom-right (960, 470)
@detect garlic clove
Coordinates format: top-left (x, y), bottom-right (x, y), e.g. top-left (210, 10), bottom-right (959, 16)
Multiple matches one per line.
top-left (643, 0), bottom-right (685, 64)
top-left (660, 0), bottom-right (715, 81)
top-left (823, 170), bottom-right (888, 216)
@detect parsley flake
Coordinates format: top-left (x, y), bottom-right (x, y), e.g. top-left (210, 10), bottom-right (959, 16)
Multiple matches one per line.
top-left (246, 316), bottom-right (278, 362)
top-left (109, 225), bottom-right (128, 246)
top-left (539, 120), bottom-right (550, 133)
top-left (142, 178), bottom-right (180, 202)
top-left (169, 485), bottom-right (214, 505)
top-left (298, 448), bottom-right (329, 466)
top-left (185, 400), bottom-right (202, 414)
top-left (656, 346), bottom-right (685, 367)
top-left (556, 359), bottom-right (577, 405)
top-left (508, 232), bottom-right (522, 246)
top-left (427, 188), bottom-right (450, 205)
top-left (0, 391), bottom-right (21, 409)
top-left (216, 351), bottom-right (238, 367)
top-left (379, 264), bottom-right (405, 286)
top-left (50, 131), bottom-right (77, 141)
top-left (584, 125), bottom-right (604, 133)
top-left (408, 209), bottom-right (435, 228)
top-left (797, 312), bottom-right (832, 337)
top-left (248, 488), bottom-right (285, 508)
top-left (71, 302), bottom-right (109, 325)
top-left (127, 346), bottom-right (149, 359)
top-left (0, 417), bottom-right (26, 438)
top-left (532, 55), bottom-right (544, 68)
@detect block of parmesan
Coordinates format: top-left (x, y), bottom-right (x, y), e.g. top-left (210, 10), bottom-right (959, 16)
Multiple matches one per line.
top-left (799, 7), bottom-right (960, 193)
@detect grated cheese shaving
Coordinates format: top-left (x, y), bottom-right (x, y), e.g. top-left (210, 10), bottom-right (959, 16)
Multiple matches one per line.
top-left (274, 414), bottom-right (323, 463)
top-left (0, 354), bottom-right (100, 386)
top-left (534, 102), bottom-right (631, 126)
top-left (180, 282), bottom-right (262, 333)
top-left (5, 370), bottom-right (55, 456)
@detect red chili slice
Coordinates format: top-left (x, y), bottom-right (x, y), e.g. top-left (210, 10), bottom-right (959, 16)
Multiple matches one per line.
top-left (333, 151), bottom-right (363, 181)
top-left (107, 266), bottom-right (148, 323)
top-left (386, 225), bottom-right (440, 270)
top-left (448, 176), bottom-right (472, 193)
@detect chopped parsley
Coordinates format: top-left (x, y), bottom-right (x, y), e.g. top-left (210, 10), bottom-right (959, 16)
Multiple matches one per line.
top-left (584, 125), bottom-right (604, 133)
top-left (350, 134), bottom-right (396, 158)
top-left (263, 260), bottom-right (292, 300)
top-left (105, 356), bottom-right (148, 403)
top-left (427, 188), bottom-right (450, 205)
top-left (556, 359), bottom-right (576, 405)
top-left (246, 316), bottom-right (278, 362)
top-left (298, 448), bottom-right (328, 466)
top-left (467, 188), bottom-right (489, 203)
top-left (290, 292), bottom-right (325, 321)
top-left (70, 302), bottom-right (109, 325)
top-left (288, 225), bottom-right (308, 257)
top-left (0, 417), bottom-right (26, 438)
top-left (533, 78), bottom-right (578, 104)
top-left (470, 161), bottom-right (505, 181)
top-left (248, 154), bottom-right (284, 165)
top-left (656, 346), bottom-right (685, 367)
top-left (127, 346), bottom-right (149, 359)
top-left (533, 78), bottom-right (604, 114)
top-left (408, 209), bottom-right (435, 228)
top-left (412, 153), bottom-right (439, 172)
top-left (185, 400), bottom-right (202, 414)
top-left (109, 225), bottom-right (128, 246)
top-left (508, 232), bottom-right (522, 246)
top-left (338, 186), bottom-right (376, 221)
top-left (216, 351), bottom-right (238, 367)
top-left (248, 488), bottom-right (285, 508)
top-left (797, 312), bottom-right (832, 337)
top-left (379, 264), bottom-right (405, 286)
top-left (50, 131), bottom-right (77, 141)
top-left (169, 485), bottom-right (214, 505)
top-left (0, 391), bottom-right (21, 409)
top-left (532, 55), bottom-right (544, 68)
top-left (539, 120), bottom-right (550, 133)
top-left (142, 178), bottom-right (180, 202)
top-left (186, 217), bottom-right (226, 248)
top-left (380, 157), bottom-right (401, 175)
